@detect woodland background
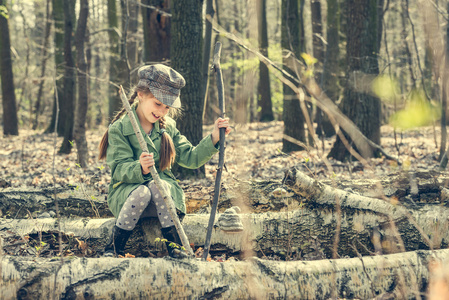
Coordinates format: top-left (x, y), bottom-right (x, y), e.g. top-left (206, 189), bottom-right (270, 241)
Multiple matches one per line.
top-left (1, 0), bottom-right (449, 299)
top-left (1, 0), bottom-right (448, 164)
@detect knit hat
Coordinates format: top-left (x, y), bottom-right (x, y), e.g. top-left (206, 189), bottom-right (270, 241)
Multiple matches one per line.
top-left (137, 64), bottom-right (185, 108)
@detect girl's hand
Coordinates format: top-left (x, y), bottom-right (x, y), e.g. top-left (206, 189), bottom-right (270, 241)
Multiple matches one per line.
top-left (211, 117), bottom-right (232, 145)
top-left (140, 152), bottom-right (154, 175)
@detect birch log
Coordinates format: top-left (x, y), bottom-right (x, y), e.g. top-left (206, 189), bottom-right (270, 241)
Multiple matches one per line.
top-left (1, 192), bottom-right (449, 259)
top-left (2, 169), bottom-right (449, 258)
top-left (1, 249), bottom-right (448, 299)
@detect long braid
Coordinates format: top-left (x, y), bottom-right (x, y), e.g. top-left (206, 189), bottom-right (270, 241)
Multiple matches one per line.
top-left (159, 116), bottom-right (176, 171)
top-left (98, 92), bottom-right (138, 160)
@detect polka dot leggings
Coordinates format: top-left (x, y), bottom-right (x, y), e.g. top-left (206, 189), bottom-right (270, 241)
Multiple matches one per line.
top-left (116, 181), bottom-right (174, 230)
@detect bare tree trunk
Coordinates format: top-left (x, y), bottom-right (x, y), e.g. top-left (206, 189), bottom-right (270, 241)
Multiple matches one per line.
top-left (58, 0), bottom-right (76, 154)
top-left (16, 2), bottom-right (31, 128)
top-left (257, 0), bottom-right (274, 122)
top-left (1, 249), bottom-right (448, 299)
top-left (126, 0), bottom-right (140, 70)
top-left (45, 0), bottom-right (64, 134)
top-left (141, 0), bottom-right (171, 63)
top-left (201, 0), bottom-right (214, 123)
top-left (171, 0), bottom-right (205, 177)
top-left (0, 0), bottom-right (19, 136)
top-left (281, 0), bottom-right (305, 152)
top-left (73, 0), bottom-right (89, 168)
top-left (439, 3), bottom-right (449, 163)
top-left (33, 0), bottom-right (52, 130)
top-left (328, 0), bottom-right (381, 161)
top-left (107, 0), bottom-right (129, 120)
top-left (318, 0), bottom-right (340, 138)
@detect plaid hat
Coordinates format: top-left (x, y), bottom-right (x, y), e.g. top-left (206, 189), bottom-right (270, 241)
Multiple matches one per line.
top-left (137, 64), bottom-right (185, 108)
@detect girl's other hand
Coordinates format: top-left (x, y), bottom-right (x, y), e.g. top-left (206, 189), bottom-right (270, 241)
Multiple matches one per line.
top-left (211, 117), bottom-right (232, 145)
top-left (140, 152), bottom-right (154, 175)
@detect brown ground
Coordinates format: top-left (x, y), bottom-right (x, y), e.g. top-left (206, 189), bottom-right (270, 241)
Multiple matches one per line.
top-left (0, 121), bottom-right (444, 214)
top-left (0, 122), bottom-right (446, 261)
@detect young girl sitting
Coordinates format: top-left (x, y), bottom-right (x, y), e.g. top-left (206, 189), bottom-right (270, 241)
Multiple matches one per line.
top-left (98, 64), bottom-right (231, 258)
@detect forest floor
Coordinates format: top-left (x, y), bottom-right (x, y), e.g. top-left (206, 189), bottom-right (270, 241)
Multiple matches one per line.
top-left (0, 121), bottom-right (445, 260)
top-left (0, 121), bottom-right (443, 212)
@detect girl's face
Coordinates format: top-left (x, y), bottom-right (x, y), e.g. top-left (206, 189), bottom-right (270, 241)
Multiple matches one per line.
top-left (137, 91), bottom-right (170, 124)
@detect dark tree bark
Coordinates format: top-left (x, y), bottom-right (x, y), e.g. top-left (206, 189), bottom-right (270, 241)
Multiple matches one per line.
top-left (107, 0), bottom-right (129, 120)
top-left (311, 0), bottom-right (324, 78)
top-left (45, 0), bottom-right (64, 134)
top-left (439, 4), bottom-right (449, 166)
top-left (141, 0), bottom-right (171, 63)
top-left (257, 0), bottom-right (273, 122)
top-left (0, 0), bottom-right (19, 136)
top-left (311, 0), bottom-right (327, 137)
top-left (317, 0), bottom-right (341, 137)
top-left (127, 0), bottom-right (140, 70)
top-left (171, 0), bottom-right (205, 177)
top-left (328, 0), bottom-right (381, 161)
top-left (377, 0), bottom-right (384, 51)
top-left (281, 0), bottom-right (305, 152)
top-left (203, 0), bottom-right (221, 125)
top-left (400, 0), bottom-right (417, 88)
top-left (58, 0), bottom-right (76, 154)
top-left (201, 0), bottom-right (214, 123)
top-left (47, 0), bottom-right (76, 137)
top-left (73, 0), bottom-right (89, 168)
top-left (33, 0), bottom-right (52, 130)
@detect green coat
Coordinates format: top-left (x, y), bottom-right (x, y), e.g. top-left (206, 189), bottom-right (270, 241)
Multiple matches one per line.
top-left (106, 106), bottom-right (219, 217)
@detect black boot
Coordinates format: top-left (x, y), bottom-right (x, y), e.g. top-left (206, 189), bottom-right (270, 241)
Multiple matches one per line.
top-left (161, 226), bottom-right (190, 259)
top-left (103, 225), bottom-right (132, 257)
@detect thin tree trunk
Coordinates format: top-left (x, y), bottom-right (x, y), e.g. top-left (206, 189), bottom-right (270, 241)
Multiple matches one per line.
top-left (58, 0), bottom-right (76, 154)
top-left (201, 0), bottom-right (214, 123)
top-left (45, 0), bottom-right (64, 134)
top-left (318, 0), bottom-right (340, 138)
top-left (127, 0), bottom-right (139, 70)
top-left (311, 0), bottom-right (325, 138)
top-left (281, 0), bottom-right (305, 152)
top-left (33, 0), bottom-right (52, 130)
top-left (203, 0), bottom-right (218, 125)
top-left (0, 0), bottom-right (19, 136)
top-left (16, 2), bottom-right (31, 127)
top-left (73, 0), bottom-right (89, 167)
top-left (401, 0), bottom-right (417, 88)
top-left (438, 4), bottom-right (449, 162)
top-left (107, 0), bottom-right (128, 120)
top-left (257, 0), bottom-right (274, 122)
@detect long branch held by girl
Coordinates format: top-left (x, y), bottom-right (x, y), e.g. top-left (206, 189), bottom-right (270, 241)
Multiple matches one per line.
top-left (98, 64), bottom-right (231, 258)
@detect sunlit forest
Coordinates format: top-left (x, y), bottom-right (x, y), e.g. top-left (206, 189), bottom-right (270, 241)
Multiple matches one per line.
top-left (1, 0), bottom-right (449, 299)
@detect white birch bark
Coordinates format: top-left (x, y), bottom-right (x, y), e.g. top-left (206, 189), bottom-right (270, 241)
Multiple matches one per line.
top-left (1, 249), bottom-right (448, 299)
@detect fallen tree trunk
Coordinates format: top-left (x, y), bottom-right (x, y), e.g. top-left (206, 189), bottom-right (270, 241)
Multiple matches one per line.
top-left (0, 187), bottom-right (112, 218)
top-left (2, 169), bottom-right (449, 258)
top-left (1, 193), bottom-right (448, 259)
top-left (1, 249), bottom-right (448, 299)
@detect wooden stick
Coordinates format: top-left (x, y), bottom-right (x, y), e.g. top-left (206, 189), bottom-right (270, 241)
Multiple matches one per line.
top-left (118, 86), bottom-right (194, 256)
top-left (202, 42), bottom-right (226, 261)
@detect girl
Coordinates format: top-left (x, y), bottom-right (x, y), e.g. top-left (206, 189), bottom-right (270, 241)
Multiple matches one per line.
top-left (98, 64), bottom-right (231, 258)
